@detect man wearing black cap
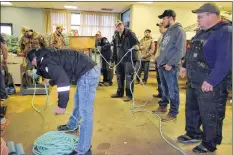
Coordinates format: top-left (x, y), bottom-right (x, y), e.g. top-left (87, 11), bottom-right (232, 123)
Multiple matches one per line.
top-left (178, 3), bottom-right (232, 154)
top-left (136, 29), bottom-right (155, 84)
top-left (154, 9), bottom-right (186, 122)
top-left (27, 47), bottom-right (100, 155)
top-left (111, 20), bottom-right (139, 102)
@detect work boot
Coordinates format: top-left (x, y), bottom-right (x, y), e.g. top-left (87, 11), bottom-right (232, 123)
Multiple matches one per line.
top-left (123, 96), bottom-right (132, 102)
top-left (153, 106), bottom-right (167, 113)
top-left (111, 91), bottom-right (123, 98)
top-left (161, 113), bottom-right (177, 122)
top-left (57, 124), bottom-right (78, 132)
top-left (177, 134), bottom-right (202, 144)
top-left (192, 143), bottom-right (214, 153)
top-left (153, 94), bottom-right (162, 98)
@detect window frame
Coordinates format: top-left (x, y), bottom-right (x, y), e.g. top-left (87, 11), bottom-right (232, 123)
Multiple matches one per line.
top-left (0, 23), bottom-right (13, 35)
top-left (71, 13), bottom-right (81, 31)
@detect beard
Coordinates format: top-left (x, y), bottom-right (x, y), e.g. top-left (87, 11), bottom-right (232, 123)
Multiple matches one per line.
top-left (165, 22), bottom-right (170, 28)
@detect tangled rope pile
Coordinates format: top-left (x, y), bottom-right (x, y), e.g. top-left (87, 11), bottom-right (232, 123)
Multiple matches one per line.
top-left (32, 131), bottom-right (78, 155)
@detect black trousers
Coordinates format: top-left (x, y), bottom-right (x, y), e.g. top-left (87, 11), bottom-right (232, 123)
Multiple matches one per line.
top-left (101, 59), bottom-right (113, 84)
top-left (185, 80), bottom-right (228, 151)
top-left (116, 62), bottom-right (134, 98)
top-left (136, 61), bottom-right (150, 83)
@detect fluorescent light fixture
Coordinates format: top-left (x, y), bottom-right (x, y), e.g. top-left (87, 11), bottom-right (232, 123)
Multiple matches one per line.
top-left (138, 2), bottom-right (153, 4)
top-left (1, 2), bottom-right (12, 5)
top-left (64, 5), bottom-right (77, 9)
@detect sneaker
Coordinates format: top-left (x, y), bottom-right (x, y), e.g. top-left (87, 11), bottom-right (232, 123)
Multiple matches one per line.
top-left (69, 146), bottom-right (92, 155)
top-left (161, 113), bottom-right (177, 122)
top-left (123, 96), bottom-right (132, 102)
top-left (152, 106), bottom-right (167, 113)
top-left (177, 134), bottom-right (202, 144)
top-left (57, 124), bottom-right (77, 132)
top-left (192, 143), bottom-right (214, 153)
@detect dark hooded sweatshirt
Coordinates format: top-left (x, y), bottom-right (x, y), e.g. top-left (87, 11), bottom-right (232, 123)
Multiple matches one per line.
top-left (183, 21), bottom-right (232, 87)
top-left (156, 23), bottom-right (186, 66)
top-left (33, 47), bottom-right (96, 108)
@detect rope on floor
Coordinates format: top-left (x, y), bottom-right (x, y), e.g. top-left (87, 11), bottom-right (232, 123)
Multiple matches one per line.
top-left (31, 77), bottom-right (79, 155)
top-left (32, 131), bottom-right (78, 155)
top-left (99, 48), bottom-right (187, 155)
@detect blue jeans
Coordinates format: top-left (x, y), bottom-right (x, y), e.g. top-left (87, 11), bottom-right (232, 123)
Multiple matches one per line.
top-left (158, 66), bottom-right (180, 116)
top-left (67, 65), bottom-right (100, 154)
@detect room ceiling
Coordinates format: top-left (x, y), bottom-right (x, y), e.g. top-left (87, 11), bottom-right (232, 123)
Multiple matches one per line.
top-left (1, 1), bottom-right (232, 13)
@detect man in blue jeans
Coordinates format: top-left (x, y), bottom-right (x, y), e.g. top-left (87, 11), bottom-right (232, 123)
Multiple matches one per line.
top-left (154, 10), bottom-right (186, 122)
top-left (27, 47), bottom-right (100, 155)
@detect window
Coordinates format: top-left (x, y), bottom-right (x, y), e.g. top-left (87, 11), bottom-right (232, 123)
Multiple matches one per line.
top-left (51, 12), bottom-right (68, 33)
top-left (1, 23), bottom-right (13, 35)
top-left (121, 9), bottom-right (130, 28)
top-left (71, 13), bottom-right (80, 32)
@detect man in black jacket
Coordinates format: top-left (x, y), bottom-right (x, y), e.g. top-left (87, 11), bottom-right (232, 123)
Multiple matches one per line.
top-left (111, 20), bottom-right (139, 102)
top-left (96, 31), bottom-right (113, 86)
top-left (27, 47), bottom-right (100, 155)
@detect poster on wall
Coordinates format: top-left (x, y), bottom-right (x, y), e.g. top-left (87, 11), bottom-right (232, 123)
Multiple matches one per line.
top-left (121, 9), bottom-right (130, 28)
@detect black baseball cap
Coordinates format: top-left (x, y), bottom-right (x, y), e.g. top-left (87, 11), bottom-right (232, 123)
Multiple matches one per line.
top-left (27, 48), bottom-right (38, 62)
top-left (192, 3), bottom-right (220, 14)
top-left (145, 29), bottom-right (151, 33)
top-left (158, 10), bottom-right (176, 19)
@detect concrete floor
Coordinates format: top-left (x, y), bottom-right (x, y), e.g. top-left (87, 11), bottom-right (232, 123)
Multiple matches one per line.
top-left (1, 72), bottom-right (232, 155)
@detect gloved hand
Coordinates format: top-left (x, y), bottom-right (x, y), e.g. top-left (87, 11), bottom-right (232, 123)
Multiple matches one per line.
top-left (97, 46), bottom-right (101, 52)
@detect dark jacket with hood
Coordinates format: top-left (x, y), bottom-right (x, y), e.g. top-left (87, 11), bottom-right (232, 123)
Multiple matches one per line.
top-left (183, 21), bottom-right (232, 87)
top-left (29, 47), bottom-right (96, 108)
top-left (112, 28), bottom-right (139, 63)
top-left (97, 37), bottom-right (112, 61)
top-left (156, 23), bottom-right (186, 66)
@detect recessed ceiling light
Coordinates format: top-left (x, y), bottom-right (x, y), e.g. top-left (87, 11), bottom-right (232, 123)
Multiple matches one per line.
top-left (64, 5), bottom-right (77, 9)
top-left (1, 2), bottom-right (12, 5)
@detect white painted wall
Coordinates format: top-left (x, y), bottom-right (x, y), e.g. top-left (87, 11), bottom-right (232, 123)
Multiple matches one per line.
top-left (130, 4), bottom-right (198, 41)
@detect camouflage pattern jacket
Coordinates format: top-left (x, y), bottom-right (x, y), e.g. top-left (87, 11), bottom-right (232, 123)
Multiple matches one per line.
top-left (139, 36), bottom-right (155, 61)
top-left (20, 32), bottom-right (47, 55)
top-left (49, 31), bottom-right (66, 49)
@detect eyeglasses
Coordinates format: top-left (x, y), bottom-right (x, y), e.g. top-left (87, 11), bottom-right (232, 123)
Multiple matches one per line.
top-left (197, 13), bottom-right (210, 19)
